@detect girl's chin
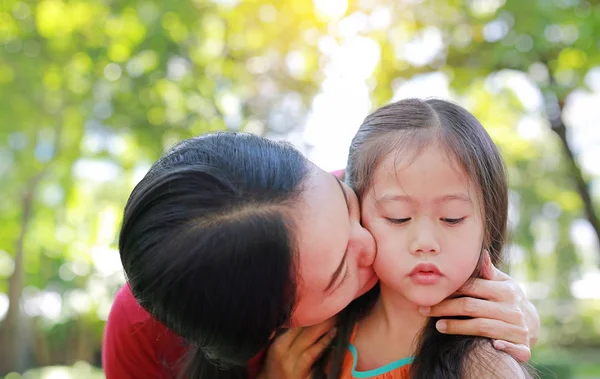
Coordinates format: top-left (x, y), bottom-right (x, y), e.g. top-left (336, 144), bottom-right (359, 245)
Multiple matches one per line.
top-left (409, 294), bottom-right (449, 308)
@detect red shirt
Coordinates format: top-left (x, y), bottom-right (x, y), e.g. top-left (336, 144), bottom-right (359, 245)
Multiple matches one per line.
top-left (102, 284), bottom-right (264, 378)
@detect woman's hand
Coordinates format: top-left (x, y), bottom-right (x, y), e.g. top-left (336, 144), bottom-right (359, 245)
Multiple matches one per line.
top-left (419, 251), bottom-right (540, 362)
top-left (257, 318), bottom-right (337, 379)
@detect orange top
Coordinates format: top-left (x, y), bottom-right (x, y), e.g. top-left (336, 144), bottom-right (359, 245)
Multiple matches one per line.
top-left (338, 326), bottom-right (413, 379)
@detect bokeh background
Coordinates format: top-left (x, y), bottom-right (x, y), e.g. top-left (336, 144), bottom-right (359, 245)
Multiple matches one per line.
top-left (1, 0), bottom-right (599, 378)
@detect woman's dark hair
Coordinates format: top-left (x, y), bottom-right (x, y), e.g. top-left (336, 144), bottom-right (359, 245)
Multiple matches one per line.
top-left (316, 98), bottom-right (529, 378)
top-left (118, 132), bottom-right (312, 379)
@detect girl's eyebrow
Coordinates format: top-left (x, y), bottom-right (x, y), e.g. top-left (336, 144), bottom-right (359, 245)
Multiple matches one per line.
top-left (435, 194), bottom-right (472, 204)
top-left (377, 193), bottom-right (472, 204)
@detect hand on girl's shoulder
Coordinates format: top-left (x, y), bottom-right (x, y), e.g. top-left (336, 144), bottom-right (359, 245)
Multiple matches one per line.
top-left (463, 340), bottom-right (531, 379)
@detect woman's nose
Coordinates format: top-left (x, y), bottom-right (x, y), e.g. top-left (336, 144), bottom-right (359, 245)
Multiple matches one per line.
top-left (354, 224), bottom-right (376, 267)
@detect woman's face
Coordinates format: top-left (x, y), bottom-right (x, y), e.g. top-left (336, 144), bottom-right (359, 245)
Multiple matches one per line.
top-left (290, 166), bottom-right (378, 327)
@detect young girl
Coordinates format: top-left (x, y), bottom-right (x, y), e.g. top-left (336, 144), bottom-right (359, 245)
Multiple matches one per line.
top-left (316, 98), bottom-right (531, 379)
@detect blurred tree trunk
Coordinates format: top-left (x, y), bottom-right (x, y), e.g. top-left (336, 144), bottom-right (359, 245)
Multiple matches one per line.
top-left (73, 319), bottom-right (95, 364)
top-left (545, 88), bottom-right (600, 261)
top-left (33, 322), bottom-right (52, 367)
top-left (554, 221), bottom-right (579, 298)
top-left (0, 173), bottom-right (42, 373)
top-left (0, 127), bottom-right (61, 374)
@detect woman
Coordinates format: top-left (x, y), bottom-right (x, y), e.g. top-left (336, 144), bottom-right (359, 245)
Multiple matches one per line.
top-left (103, 132), bottom-right (539, 379)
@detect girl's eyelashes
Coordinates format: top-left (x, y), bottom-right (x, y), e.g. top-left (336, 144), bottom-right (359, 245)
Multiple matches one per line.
top-left (441, 217), bottom-right (466, 225)
top-left (384, 217), bottom-right (467, 225)
top-left (385, 218), bottom-right (411, 225)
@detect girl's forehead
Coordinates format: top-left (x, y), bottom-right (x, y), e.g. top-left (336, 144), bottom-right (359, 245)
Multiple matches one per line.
top-left (365, 147), bottom-right (482, 203)
top-left (373, 145), bottom-right (470, 182)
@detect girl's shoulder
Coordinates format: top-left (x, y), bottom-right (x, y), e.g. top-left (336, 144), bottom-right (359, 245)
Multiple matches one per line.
top-left (463, 341), bottom-right (531, 379)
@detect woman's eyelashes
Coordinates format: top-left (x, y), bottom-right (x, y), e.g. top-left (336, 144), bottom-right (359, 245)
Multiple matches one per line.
top-left (336, 260), bottom-right (350, 289)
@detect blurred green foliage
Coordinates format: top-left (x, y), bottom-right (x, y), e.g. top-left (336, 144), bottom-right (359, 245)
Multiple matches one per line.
top-left (0, 0), bottom-right (598, 375)
top-left (2, 361), bottom-right (104, 379)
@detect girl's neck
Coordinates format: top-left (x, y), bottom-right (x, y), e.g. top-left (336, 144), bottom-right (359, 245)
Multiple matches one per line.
top-left (353, 284), bottom-right (428, 369)
top-left (373, 284), bottom-right (427, 335)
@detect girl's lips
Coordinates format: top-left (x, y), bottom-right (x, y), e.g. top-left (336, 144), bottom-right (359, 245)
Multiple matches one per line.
top-left (410, 272), bottom-right (442, 285)
top-left (409, 263), bottom-right (442, 285)
top-left (409, 262), bottom-right (442, 276)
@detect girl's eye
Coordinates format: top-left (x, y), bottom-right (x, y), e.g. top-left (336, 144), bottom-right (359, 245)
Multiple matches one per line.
top-left (386, 218), bottom-right (411, 225)
top-left (442, 217), bottom-right (466, 225)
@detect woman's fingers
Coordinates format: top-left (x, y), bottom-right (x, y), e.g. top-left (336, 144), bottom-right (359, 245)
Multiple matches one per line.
top-left (481, 250), bottom-right (512, 281)
top-left (272, 327), bottom-right (304, 351)
top-left (422, 297), bottom-right (525, 326)
top-left (492, 340), bottom-right (532, 362)
top-left (480, 250), bottom-right (495, 280)
top-left (456, 278), bottom-right (517, 302)
top-left (435, 317), bottom-right (529, 345)
top-left (298, 328), bottom-right (337, 371)
top-left (261, 319), bottom-right (337, 379)
top-left (289, 317), bottom-right (336, 355)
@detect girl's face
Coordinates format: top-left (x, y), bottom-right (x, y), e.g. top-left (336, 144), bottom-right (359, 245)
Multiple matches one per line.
top-left (361, 146), bottom-right (485, 306)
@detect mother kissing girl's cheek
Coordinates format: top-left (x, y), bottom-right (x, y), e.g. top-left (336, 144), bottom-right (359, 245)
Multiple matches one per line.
top-left (103, 131), bottom-right (539, 379)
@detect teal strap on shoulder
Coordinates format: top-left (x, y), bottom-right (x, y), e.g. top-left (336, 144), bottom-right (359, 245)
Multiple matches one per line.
top-left (347, 344), bottom-right (414, 378)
